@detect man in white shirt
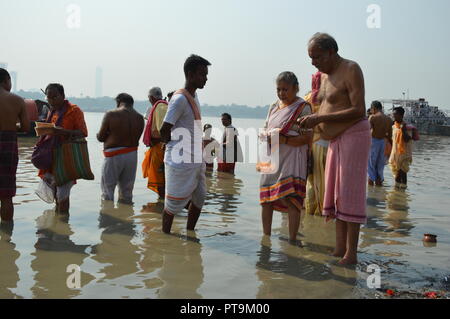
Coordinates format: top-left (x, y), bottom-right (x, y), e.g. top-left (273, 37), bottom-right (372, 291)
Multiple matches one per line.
top-left (218, 113), bottom-right (242, 174)
top-left (160, 54), bottom-right (211, 234)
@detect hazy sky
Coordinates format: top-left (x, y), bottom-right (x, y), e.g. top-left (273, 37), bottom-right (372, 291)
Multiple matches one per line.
top-left (1, 0), bottom-right (449, 109)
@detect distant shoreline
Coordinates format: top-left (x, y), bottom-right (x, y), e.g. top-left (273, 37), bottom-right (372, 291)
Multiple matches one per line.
top-left (16, 90), bottom-right (270, 119)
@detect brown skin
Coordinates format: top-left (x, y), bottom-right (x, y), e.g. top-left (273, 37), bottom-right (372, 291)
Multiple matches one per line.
top-left (160, 64), bottom-right (209, 144)
top-left (300, 43), bottom-right (366, 141)
top-left (393, 111), bottom-right (411, 143)
top-left (369, 107), bottom-right (392, 141)
top-left (262, 80), bottom-right (312, 243)
top-left (0, 78), bottom-right (30, 133)
top-left (160, 64), bottom-right (209, 234)
top-left (221, 115), bottom-right (231, 128)
top-left (300, 41), bottom-right (366, 265)
top-left (45, 88), bottom-right (85, 138)
top-left (97, 103), bottom-right (145, 150)
top-left (369, 107), bottom-right (393, 186)
top-left (0, 78), bottom-right (30, 222)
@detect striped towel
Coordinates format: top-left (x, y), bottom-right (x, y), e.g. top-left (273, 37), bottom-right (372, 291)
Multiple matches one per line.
top-left (0, 131), bottom-right (18, 198)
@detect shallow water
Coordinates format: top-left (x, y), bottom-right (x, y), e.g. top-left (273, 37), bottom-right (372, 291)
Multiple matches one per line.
top-left (1, 113), bottom-right (449, 299)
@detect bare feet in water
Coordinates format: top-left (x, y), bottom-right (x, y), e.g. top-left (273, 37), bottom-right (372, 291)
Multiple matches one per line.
top-left (330, 250), bottom-right (345, 258)
top-left (337, 257), bottom-right (358, 266)
top-left (279, 236), bottom-right (303, 247)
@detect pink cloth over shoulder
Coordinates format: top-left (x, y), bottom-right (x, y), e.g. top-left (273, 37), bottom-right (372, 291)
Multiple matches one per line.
top-left (323, 119), bottom-right (371, 224)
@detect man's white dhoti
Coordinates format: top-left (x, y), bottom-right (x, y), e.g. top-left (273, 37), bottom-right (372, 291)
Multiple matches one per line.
top-left (101, 147), bottom-right (138, 204)
top-left (164, 164), bottom-right (206, 215)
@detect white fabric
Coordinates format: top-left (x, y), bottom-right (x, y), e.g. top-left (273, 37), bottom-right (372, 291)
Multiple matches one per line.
top-left (164, 163), bottom-right (206, 215)
top-left (163, 93), bottom-right (203, 169)
top-left (315, 139), bottom-right (330, 148)
top-left (35, 173), bottom-right (74, 203)
top-left (101, 147), bottom-right (138, 204)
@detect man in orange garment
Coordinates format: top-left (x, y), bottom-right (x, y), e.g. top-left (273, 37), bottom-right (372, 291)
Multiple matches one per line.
top-left (142, 87), bottom-right (168, 199)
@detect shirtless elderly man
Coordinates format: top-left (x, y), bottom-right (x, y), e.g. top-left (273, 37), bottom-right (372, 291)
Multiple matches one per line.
top-left (300, 33), bottom-right (371, 265)
top-left (0, 68), bottom-right (30, 222)
top-left (368, 100), bottom-right (392, 186)
top-left (97, 93), bottom-right (145, 204)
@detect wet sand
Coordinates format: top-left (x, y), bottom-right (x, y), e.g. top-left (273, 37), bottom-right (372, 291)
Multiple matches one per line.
top-left (1, 114), bottom-right (449, 299)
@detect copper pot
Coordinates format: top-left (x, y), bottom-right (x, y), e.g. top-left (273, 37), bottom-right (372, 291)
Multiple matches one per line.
top-left (423, 234), bottom-right (437, 243)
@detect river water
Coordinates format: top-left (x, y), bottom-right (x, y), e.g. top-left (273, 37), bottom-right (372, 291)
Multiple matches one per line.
top-left (1, 113), bottom-right (449, 299)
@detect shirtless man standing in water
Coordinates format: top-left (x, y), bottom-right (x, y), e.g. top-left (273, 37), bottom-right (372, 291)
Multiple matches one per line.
top-left (97, 93), bottom-right (145, 204)
top-left (368, 100), bottom-right (393, 186)
top-left (300, 33), bottom-right (371, 265)
top-left (0, 68), bottom-right (29, 222)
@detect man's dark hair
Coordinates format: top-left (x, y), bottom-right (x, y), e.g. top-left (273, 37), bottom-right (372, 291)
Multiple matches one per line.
top-left (184, 54), bottom-right (211, 77)
top-left (222, 113), bottom-right (232, 121)
top-left (371, 100), bottom-right (383, 110)
top-left (308, 33), bottom-right (339, 53)
top-left (0, 68), bottom-right (11, 83)
top-left (393, 107), bottom-right (405, 116)
top-left (115, 93), bottom-right (134, 107)
top-left (45, 83), bottom-right (65, 96)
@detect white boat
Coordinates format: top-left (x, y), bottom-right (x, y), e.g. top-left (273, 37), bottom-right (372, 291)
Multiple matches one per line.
top-left (379, 98), bottom-right (450, 136)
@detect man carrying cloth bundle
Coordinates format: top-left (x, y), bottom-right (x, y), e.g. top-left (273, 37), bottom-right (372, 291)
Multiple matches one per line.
top-left (97, 93), bottom-right (144, 205)
top-left (142, 87), bottom-right (168, 199)
top-left (0, 68), bottom-right (30, 222)
top-left (300, 33), bottom-right (371, 265)
top-left (160, 54), bottom-right (211, 234)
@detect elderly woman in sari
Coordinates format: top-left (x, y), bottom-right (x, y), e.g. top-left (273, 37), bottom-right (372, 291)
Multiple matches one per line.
top-left (38, 83), bottom-right (88, 214)
top-left (258, 72), bottom-right (312, 244)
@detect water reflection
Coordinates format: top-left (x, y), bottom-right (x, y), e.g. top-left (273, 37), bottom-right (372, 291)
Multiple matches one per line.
top-left (256, 237), bottom-right (356, 298)
top-left (385, 189), bottom-right (414, 235)
top-left (91, 201), bottom-right (140, 281)
top-left (141, 201), bottom-right (164, 215)
top-left (361, 187), bottom-right (414, 249)
top-left (3, 127), bottom-right (450, 298)
top-left (0, 222), bottom-right (20, 298)
top-left (206, 172), bottom-right (243, 212)
top-left (31, 210), bottom-right (93, 298)
top-left (156, 232), bottom-right (204, 299)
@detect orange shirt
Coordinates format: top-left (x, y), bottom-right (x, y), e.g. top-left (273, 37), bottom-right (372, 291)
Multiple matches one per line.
top-left (38, 101), bottom-right (88, 178)
top-left (50, 102), bottom-right (88, 138)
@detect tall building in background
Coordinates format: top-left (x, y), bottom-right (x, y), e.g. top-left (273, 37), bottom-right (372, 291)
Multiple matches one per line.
top-left (10, 71), bottom-right (18, 92)
top-left (95, 66), bottom-right (103, 97)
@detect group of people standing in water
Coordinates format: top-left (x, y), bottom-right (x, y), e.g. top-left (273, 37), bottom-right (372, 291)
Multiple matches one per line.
top-left (0, 32), bottom-right (416, 266)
